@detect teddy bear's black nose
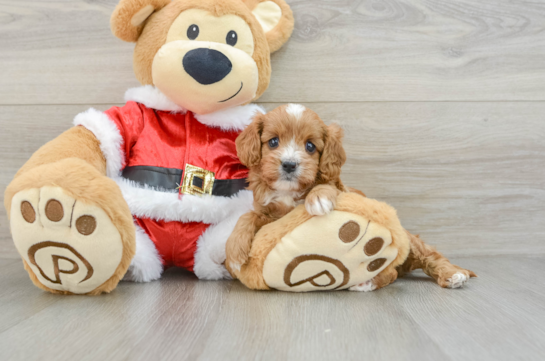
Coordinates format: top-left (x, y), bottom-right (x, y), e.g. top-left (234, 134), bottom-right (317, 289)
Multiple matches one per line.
top-left (182, 48), bottom-right (232, 85)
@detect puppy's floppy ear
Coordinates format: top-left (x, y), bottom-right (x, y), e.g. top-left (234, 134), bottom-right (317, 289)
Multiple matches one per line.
top-left (243, 0), bottom-right (294, 53)
top-left (111, 0), bottom-right (171, 42)
top-left (319, 123), bottom-right (347, 183)
top-left (236, 113), bottom-right (264, 168)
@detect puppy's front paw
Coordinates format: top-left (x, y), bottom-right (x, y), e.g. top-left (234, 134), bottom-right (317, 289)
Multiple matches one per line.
top-left (305, 195), bottom-right (335, 216)
top-left (305, 185), bottom-right (339, 216)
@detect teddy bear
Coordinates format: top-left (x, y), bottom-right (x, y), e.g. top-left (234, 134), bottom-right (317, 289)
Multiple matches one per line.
top-left (4, 0), bottom-right (295, 295)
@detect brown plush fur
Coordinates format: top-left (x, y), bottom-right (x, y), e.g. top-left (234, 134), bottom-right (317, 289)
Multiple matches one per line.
top-left (117, 0), bottom-right (293, 100)
top-left (5, 158), bottom-right (136, 295)
top-left (226, 105), bottom-right (348, 271)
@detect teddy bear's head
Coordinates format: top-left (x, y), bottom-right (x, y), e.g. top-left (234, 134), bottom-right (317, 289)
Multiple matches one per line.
top-left (111, 0), bottom-right (294, 115)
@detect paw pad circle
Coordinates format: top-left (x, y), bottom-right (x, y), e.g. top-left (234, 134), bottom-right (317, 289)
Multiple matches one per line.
top-left (21, 201), bottom-right (36, 223)
top-left (367, 258), bottom-right (387, 272)
top-left (75, 216), bottom-right (97, 236)
top-left (364, 237), bottom-right (384, 256)
top-left (338, 221), bottom-right (360, 243)
top-left (45, 199), bottom-right (63, 222)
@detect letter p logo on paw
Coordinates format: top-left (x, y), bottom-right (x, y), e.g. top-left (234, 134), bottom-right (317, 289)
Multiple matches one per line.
top-left (27, 241), bottom-right (94, 286)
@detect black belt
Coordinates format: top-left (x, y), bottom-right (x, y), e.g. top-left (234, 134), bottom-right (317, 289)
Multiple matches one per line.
top-left (122, 165), bottom-right (248, 197)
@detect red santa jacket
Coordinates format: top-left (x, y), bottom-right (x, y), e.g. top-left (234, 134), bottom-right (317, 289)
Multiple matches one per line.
top-left (74, 86), bottom-right (262, 277)
top-left (104, 100), bottom-right (249, 185)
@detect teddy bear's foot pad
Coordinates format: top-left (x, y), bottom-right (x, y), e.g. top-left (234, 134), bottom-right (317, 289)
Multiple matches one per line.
top-left (10, 187), bottom-right (123, 294)
top-left (263, 210), bottom-right (399, 292)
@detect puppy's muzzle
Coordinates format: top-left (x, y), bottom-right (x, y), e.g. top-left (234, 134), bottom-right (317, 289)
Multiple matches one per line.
top-left (183, 48), bottom-right (232, 85)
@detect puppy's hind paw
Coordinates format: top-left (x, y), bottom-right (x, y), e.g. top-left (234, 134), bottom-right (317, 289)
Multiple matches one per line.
top-left (349, 280), bottom-right (377, 292)
top-left (445, 272), bottom-right (469, 289)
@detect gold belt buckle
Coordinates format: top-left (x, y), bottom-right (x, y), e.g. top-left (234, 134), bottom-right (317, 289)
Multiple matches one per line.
top-left (181, 164), bottom-right (215, 196)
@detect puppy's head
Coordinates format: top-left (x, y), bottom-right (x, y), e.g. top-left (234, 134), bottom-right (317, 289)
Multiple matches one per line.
top-left (236, 104), bottom-right (346, 192)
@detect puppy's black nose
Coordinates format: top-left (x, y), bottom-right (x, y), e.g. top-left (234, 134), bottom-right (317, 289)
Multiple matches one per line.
top-left (183, 48), bottom-right (232, 85)
top-left (282, 161), bottom-right (297, 174)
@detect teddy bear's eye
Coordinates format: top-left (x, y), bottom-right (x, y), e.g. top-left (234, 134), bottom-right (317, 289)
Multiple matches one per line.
top-left (187, 24), bottom-right (199, 40)
top-left (226, 30), bottom-right (238, 46)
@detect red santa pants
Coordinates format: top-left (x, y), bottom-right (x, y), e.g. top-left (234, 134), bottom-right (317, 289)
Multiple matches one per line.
top-left (135, 218), bottom-right (211, 272)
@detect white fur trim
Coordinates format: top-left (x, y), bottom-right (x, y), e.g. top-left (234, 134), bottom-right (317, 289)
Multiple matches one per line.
top-left (193, 211), bottom-right (248, 280)
top-left (195, 103), bottom-right (265, 131)
top-left (123, 223), bottom-right (163, 282)
top-left (115, 176), bottom-right (254, 224)
top-left (124, 85), bottom-right (186, 113)
top-left (73, 108), bottom-right (125, 178)
top-left (125, 85), bottom-right (264, 131)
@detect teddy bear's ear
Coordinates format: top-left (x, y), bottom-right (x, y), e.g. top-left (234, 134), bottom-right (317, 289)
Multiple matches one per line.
top-left (244, 0), bottom-right (294, 53)
top-left (111, 0), bottom-right (171, 42)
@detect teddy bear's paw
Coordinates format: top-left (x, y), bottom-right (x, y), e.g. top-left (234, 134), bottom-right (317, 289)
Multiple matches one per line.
top-left (348, 280), bottom-right (377, 292)
top-left (262, 210), bottom-right (400, 292)
top-left (10, 187), bottom-right (124, 294)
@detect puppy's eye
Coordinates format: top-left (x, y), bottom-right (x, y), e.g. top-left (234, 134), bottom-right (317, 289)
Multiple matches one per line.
top-left (268, 137), bottom-right (279, 149)
top-left (226, 30), bottom-right (238, 46)
top-left (306, 141), bottom-right (316, 153)
top-left (187, 25), bottom-right (199, 40)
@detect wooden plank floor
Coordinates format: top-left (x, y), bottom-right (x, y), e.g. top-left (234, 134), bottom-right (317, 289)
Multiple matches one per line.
top-left (1, 0), bottom-right (544, 360)
top-left (0, 256), bottom-right (544, 361)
